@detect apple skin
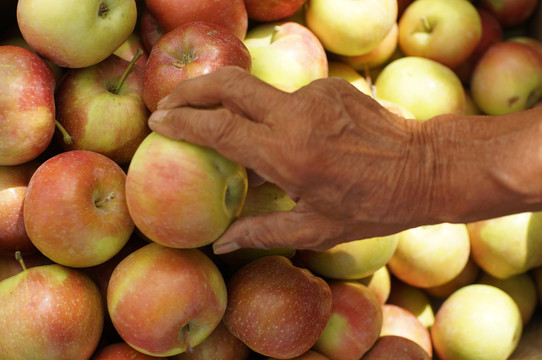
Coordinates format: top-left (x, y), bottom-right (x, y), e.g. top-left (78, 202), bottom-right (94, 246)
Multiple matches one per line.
top-left (91, 342), bottom-right (165, 359)
top-left (142, 21), bottom-right (252, 112)
top-left (267, 350), bottom-right (330, 360)
top-left (327, 61), bottom-right (373, 96)
top-left (431, 284), bottom-right (522, 360)
top-left (140, 9), bottom-right (163, 53)
top-left (17, 0), bottom-right (137, 68)
top-left (480, 0), bottom-right (538, 28)
top-left (145, 0), bottom-right (248, 40)
top-left (114, 33), bottom-right (149, 69)
top-left (398, 0), bottom-right (482, 69)
top-left (223, 255), bottom-right (332, 359)
top-left (305, 0), bottom-right (397, 56)
top-left (125, 132), bottom-right (248, 249)
top-left (0, 264), bottom-right (104, 360)
top-left (470, 40), bottom-right (542, 115)
top-left (387, 223), bottom-right (471, 288)
top-left (312, 281), bottom-right (382, 360)
top-left (243, 21), bottom-right (328, 92)
top-left (169, 322), bottom-right (251, 360)
top-left (361, 335), bottom-right (431, 360)
top-left (424, 257), bottom-right (480, 299)
top-left (0, 45), bottom-right (55, 166)
top-left (0, 161), bottom-right (40, 255)
top-left (107, 243), bottom-right (228, 357)
top-left (294, 234), bottom-right (399, 280)
top-left (55, 55), bottom-right (151, 165)
top-left (0, 252), bottom-right (52, 281)
top-left (244, 0), bottom-right (308, 22)
top-left (387, 279), bottom-right (435, 329)
top-left (380, 304), bottom-right (433, 358)
top-left (467, 212), bottom-right (542, 279)
top-left (23, 150), bottom-right (135, 268)
top-left (358, 266), bottom-right (391, 305)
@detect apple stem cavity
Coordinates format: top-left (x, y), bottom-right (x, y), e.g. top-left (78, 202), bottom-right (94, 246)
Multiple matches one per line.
top-left (111, 49), bottom-right (144, 95)
top-left (55, 120), bottom-right (74, 145)
top-left (224, 174), bottom-right (246, 218)
top-left (98, 2), bottom-right (110, 17)
top-left (421, 16), bottom-right (432, 33)
top-left (179, 323), bottom-right (193, 353)
top-left (15, 251), bottom-right (27, 271)
top-left (95, 192), bottom-right (116, 207)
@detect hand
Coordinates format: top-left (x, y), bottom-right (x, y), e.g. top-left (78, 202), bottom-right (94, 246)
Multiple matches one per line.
top-left (148, 66), bottom-right (434, 254)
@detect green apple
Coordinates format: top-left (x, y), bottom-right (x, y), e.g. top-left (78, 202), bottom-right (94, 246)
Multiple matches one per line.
top-left (387, 279), bottom-right (435, 328)
top-left (431, 284), bottom-right (522, 360)
top-left (375, 56), bottom-right (466, 121)
top-left (294, 234), bottom-right (399, 280)
top-left (387, 223), bottom-right (471, 288)
top-left (398, 0), bottom-right (482, 68)
top-left (125, 132), bottom-right (248, 249)
top-left (243, 21), bottom-right (328, 92)
top-left (327, 61), bottom-right (372, 96)
top-left (424, 257), bottom-right (480, 299)
top-left (467, 211), bottom-right (542, 279)
top-left (305, 0), bottom-right (397, 56)
top-left (358, 265), bottom-right (391, 305)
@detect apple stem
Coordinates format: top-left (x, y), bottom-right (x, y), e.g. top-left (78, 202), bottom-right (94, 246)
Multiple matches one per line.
top-left (421, 16), bottom-right (432, 32)
top-left (95, 192), bottom-right (116, 207)
top-left (112, 49), bottom-right (144, 95)
top-left (55, 120), bottom-right (74, 145)
top-left (15, 251), bottom-right (27, 271)
top-left (185, 323), bottom-right (193, 353)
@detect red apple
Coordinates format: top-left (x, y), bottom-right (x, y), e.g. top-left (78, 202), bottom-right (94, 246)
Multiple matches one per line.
top-left (223, 255), bottom-right (332, 359)
top-left (361, 335), bottom-right (431, 360)
top-left (107, 243), bottom-right (228, 357)
top-left (0, 161), bottom-right (40, 255)
top-left (144, 0), bottom-right (248, 40)
top-left (169, 322), bottom-right (251, 360)
top-left (267, 350), bottom-right (330, 360)
top-left (140, 9), bottom-right (163, 53)
top-left (244, 0), bottom-right (308, 22)
top-left (480, 0), bottom-right (538, 27)
top-left (55, 54), bottom-right (151, 165)
top-left (0, 260), bottom-right (104, 360)
top-left (91, 342), bottom-right (164, 360)
top-left (142, 21), bottom-right (252, 112)
top-left (114, 33), bottom-right (149, 68)
top-left (312, 281), bottom-right (382, 360)
top-left (0, 251), bottom-right (52, 281)
top-left (0, 45), bottom-right (55, 166)
top-left (23, 150), bottom-right (134, 268)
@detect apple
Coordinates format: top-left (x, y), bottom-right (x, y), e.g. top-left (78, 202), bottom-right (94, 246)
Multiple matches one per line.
top-left (509, 36), bottom-right (542, 58)
top-left (140, 9), bottom-right (163, 53)
top-left (312, 281), bottom-right (382, 360)
top-left (169, 321), bottom-right (251, 360)
top-left (125, 132), bottom-right (248, 249)
top-left (335, 22), bottom-right (399, 72)
top-left (424, 257), bottom-right (480, 299)
top-left (245, 0), bottom-right (307, 22)
top-left (91, 342), bottom-right (165, 359)
top-left (358, 265), bottom-right (391, 305)
top-left (470, 40), bottom-right (542, 115)
top-left (361, 335), bottom-right (431, 360)
top-left (453, 7), bottom-right (503, 84)
top-left (480, 0), bottom-right (538, 28)
top-left (0, 161), bottom-right (40, 255)
top-left (294, 234), bottom-right (399, 280)
top-left (0, 258), bottom-right (104, 360)
top-left (17, 0), bottom-right (137, 68)
top-left (243, 21), bottom-right (328, 92)
top-left (327, 61), bottom-right (373, 96)
top-left (267, 350), bottom-right (330, 360)
top-left (144, 0), bottom-right (248, 40)
top-left (377, 99), bottom-right (416, 119)
top-left (114, 33), bottom-right (149, 68)
top-left (0, 45), bottom-right (55, 166)
top-left (0, 251), bottom-right (52, 281)
top-left (478, 272), bottom-right (538, 325)
top-left (142, 21), bottom-right (252, 112)
top-left (374, 56), bottom-right (466, 121)
top-left (380, 304), bottom-right (433, 358)
top-left (387, 223), bottom-right (471, 288)
top-left (107, 243), bottom-right (227, 357)
top-left (387, 279), bottom-right (435, 328)
top-left (467, 211), bottom-right (542, 279)
top-left (398, 0), bottom-right (482, 69)
top-left (431, 284), bottom-right (522, 360)
top-left (55, 54), bottom-right (151, 165)
top-left (223, 255), bottom-right (332, 359)
top-left (23, 150), bottom-right (134, 268)
top-left (305, 0), bottom-right (397, 56)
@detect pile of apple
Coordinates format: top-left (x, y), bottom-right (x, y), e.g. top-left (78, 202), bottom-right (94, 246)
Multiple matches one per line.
top-left (2, 0), bottom-right (542, 359)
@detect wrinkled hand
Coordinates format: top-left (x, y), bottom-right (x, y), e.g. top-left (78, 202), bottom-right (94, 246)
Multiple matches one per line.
top-left (148, 66), bottom-right (434, 254)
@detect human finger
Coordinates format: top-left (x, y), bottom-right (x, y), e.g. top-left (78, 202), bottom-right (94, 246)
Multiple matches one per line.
top-left (156, 66), bottom-right (286, 123)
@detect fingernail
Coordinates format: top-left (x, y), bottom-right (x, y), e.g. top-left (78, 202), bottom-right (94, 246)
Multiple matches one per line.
top-left (148, 109), bottom-right (168, 126)
top-left (156, 95), bottom-right (170, 108)
top-left (213, 240), bottom-right (240, 255)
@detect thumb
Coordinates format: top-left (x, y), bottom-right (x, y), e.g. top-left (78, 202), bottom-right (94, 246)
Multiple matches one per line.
top-left (212, 208), bottom-right (344, 254)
